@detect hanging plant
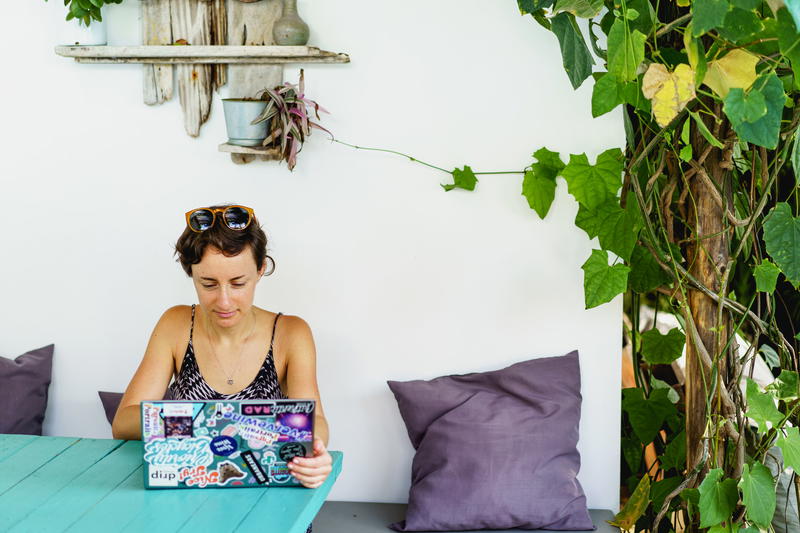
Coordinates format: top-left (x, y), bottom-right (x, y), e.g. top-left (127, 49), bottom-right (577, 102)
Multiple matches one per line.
top-left (47, 0), bottom-right (123, 27)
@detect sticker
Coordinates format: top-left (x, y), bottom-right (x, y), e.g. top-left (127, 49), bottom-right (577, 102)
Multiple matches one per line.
top-left (210, 436), bottom-right (238, 456)
top-left (247, 438), bottom-right (268, 450)
top-left (178, 465), bottom-right (219, 488)
top-left (148, 466), bottom-right (179, 487)
top-left (278, 442), bottom-right (307, 462)
top-left (269, 464), bottom-right (293, 484)
top-left (164, 416), bottom-right (193, 438)
top-left (217, 461), bottom-right (247, 485)
top-left (144, 436), bottom-right (214, 468)
top-left (163, 403), bottom-right (194, 417)
top-left (260, 451), bottom-right (277, 465)
top-left (241, 450), bottom-right (268, 485)
top-left (142, 403), bottom-right (164, 442)
top-left (237, 423), bottom-right (279, 447)
top-left (223, 411), bottom-right (310, 442)
top-left (240, 403), bottom-right (274, 416)
top-left (194, 427), bottom-right (209, 437)
top-left (220, 424), bottom-right (238, 437)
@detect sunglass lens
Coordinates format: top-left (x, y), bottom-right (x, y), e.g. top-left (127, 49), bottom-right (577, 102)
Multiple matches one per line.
top-left (224, 207), bottom-right (250, 230)
top-left (189, 210), bottom-right (214, 231)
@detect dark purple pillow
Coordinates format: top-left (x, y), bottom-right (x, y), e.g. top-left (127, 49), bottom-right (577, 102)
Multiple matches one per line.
top-left (387, 350), bottom-right (594, 531)
top-left (98, 388), bottom-right (173, 425)
top-left (0, 344), bottom-right (54, 435)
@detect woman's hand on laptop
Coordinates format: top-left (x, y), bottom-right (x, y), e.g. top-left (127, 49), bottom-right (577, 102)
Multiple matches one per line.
top-left (287, 438), bottom-right (333, 488)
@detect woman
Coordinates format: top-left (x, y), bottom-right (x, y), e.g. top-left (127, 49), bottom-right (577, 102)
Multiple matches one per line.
top-left (112, 204), bottom-right (332, 489)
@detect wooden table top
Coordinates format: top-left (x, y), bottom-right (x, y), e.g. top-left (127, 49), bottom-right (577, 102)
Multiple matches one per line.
top-left (0, 434), bottom-right (342, 533)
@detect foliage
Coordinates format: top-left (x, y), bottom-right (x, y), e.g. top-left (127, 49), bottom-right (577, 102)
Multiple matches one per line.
top-left (46, 0), bottom-right (123, 27)
top-left (252, 70), bottom-right (329, 171)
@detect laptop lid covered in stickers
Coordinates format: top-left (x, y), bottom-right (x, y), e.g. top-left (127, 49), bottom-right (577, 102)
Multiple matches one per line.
top-left (140, 399), bottom-right (315, 489)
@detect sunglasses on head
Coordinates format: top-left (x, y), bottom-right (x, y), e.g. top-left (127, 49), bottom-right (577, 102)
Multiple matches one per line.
top-left (185, 205), bottom-right (254, 232)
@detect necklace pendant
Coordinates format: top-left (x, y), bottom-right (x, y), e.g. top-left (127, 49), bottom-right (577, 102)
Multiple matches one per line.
top-left (227, 379), bottom-right (234, 385)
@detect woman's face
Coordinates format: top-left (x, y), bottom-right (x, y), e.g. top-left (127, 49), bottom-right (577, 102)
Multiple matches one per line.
top-left (191, 245), bottom-right (265, 328)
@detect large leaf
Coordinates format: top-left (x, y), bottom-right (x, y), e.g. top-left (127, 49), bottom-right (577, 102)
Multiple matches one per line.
top-left (553, 0), bottom-right (604, 18)
top-left (641, 327), bottom-right (685, 364)
top-left (746, 378), bottom-right (784, 433)
top-left (763, 202), bottom-right (800, 287)
top-left (693, 0), bottom-right (730, 36)
top-left (562, 148), bottom-right (624, 209)
top-left (718, 8), bottom-right (766, 44)
top-left (767, 370), bottom-right (800, 400)
top-left (627, 0), bottom-right (657, 35)
top-left (574, 197), bottom-right (639, 260)
top-left (609, 474), bottom-right (651, 529)
top-left (698, 468), bottom-right (739, 528)
top-left (778, 9), bottom-right (800, 74)
top-left (642, 63), bottom-right (697, 127)
top-left (651, 477), bottom-right (683, 514)
top-left (607, 19), bottom-right (647, 82)
top-left (685, 27), bottom-right (709, 86)
top-left (659, 430), bottom-right (687, 471)
top-left (592, 72), bottom-right (623, 117)
top-left (582, 249), bottom-right (630, 308)
top-left (704, 48), bottom-right (760, 98)
top-left (622, 388), bottom-right (677, 445)
top-left (622, 435), bottom-right (642, 472)
top-left (551, 13), bottom-right (594, 90)
top-left (754, 259), bottom-right (781, 293)
top-left (522, 148), bottom-right (565, 218)
top-left (723, 74), bottom-right (784, 149)
top-left (777, 426), bottom-right (800, 472)
top-left (442, 165), bottom-right (478, 191)
top-left (739, 462), bottom-right (776, 529)
top-left (629, 245), bottom-right (672, 293)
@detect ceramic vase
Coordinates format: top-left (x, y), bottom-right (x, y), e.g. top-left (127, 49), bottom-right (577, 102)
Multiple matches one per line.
top-left (272, 0), bottom-right (310, 46)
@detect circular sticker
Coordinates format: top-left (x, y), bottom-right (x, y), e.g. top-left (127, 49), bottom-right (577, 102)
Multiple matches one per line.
top-left (209, 435), bottom-right (238, 457)
top-left (278, 442), bottom-right (307, 462)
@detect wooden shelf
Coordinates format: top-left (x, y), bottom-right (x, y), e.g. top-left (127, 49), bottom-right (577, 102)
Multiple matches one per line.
top-left (219, 143), bottom-right (282, 164)
top-left (55, 45), bottom-right (350, 64)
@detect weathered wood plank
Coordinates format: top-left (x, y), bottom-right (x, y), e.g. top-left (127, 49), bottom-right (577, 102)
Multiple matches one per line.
top-left (169, 0), bottom-right (227, 136)
top-left (141, 0), bottom-right (173, 105)
top-left (54, 45), bottom-right (350, 63)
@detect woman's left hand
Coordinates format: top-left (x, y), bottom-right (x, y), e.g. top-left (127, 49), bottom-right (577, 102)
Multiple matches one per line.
top-left (288, 438), bottom-right (332, 489)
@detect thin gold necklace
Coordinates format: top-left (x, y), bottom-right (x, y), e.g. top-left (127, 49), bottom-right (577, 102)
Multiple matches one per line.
top-left (206, 309), bottom-right (257, 386)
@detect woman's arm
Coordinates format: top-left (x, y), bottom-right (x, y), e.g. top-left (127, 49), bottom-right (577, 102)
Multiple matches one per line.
top-left (281, 315), bottom-right (332, 487)
top-left (111, 307), bottom-right (181, 440)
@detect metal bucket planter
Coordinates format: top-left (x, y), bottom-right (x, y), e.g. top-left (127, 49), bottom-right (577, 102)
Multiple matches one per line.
top-left (222, 99), bottom-right (272, 147)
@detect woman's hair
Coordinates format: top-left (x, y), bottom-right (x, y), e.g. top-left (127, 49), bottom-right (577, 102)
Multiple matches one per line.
top-left (174, 204), bottom-right (275, 277)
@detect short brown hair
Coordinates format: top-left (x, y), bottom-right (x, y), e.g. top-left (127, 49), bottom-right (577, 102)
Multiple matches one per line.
top-left (174, 205), bottom-right (275, 277)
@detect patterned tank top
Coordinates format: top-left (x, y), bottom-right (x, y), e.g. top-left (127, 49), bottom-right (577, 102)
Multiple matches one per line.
top-left (168, 304), bottom-right (286, 400)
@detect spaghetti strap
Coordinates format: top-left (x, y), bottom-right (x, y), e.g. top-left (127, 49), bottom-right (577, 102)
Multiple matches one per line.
top-left (269, 312), bottom-right (282, 354)
top-left (189, 304), bottom-right (196, 343)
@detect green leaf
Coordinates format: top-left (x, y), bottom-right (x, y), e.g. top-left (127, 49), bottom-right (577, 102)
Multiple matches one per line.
top-left (622, 388), bottom-right (677, 444)
top-left (739, 462), bottom-right (776, 529)
top-left (760, 344), bottom-right (780, 369)
top-left (693, 0), bottom-right (730, 36)
top-left (689, 111), bottom-right (725, 148)
top-left (562, 148), bottom-right (624, 209)
top-left (767, 370), bottom-right (799, 400)
top-left (746, 378), bottom-right (783, 433)
top-left (531, 147), bottom-right (566, 181)
top-left (792, 132), bottom-right (800, 185)
top-left (651, 377), bottom-right (679, 403)
top-left (582, 249), bottom-right (630, 308)
top-left (778, 9), bottom-right (800, 80)
top-left (551, 13), bottom-right (595, 90)
top-left (777, 427), bottom-right (800, 472)
top-left (723, 74), bottom-right (785, 149)
top-left (553, 0), bottom-right (605, 18)
top-left (718, 8), bottom-right (766, 44)
top-left (651, 477), bottom-right (683, 514)
top-left (622, 435), bottom-right (642, 472)
top-left (660, 430), bottom-right (687, 471)
top-left (609, 474), bottom-right (651, 529)
top-left (731, 0), bottom-right (761, 8)
top-left (522, 171), bottom-right (557, 219)
top-left (607, 19), bottom-right (647, 82)
top-left (518, 0), bottom-right (556, 12)
top-left (626, 0), bottom-right (656, 35)
top-left (592, 73), bottom-right (623, 117)
top-left (628, 245), bottom-right (672, 293)
top-left (763, 203), bottom-right (800, 286)
top-left (754, 259), bottom-right (781, 293)
top-left (641, 327), bottom-right (685, 364)
top-left (574, 197), bottom-right (638, 260)
top-left (698, 468), bottom-right (739, 528)
top-left (442, 165), bottom-right (478, 192)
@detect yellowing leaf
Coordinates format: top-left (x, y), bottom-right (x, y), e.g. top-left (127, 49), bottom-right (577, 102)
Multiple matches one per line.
top-left (703, 49), bottom-right (760, 98)
top-left (642, 63), bottom-right (697, 127)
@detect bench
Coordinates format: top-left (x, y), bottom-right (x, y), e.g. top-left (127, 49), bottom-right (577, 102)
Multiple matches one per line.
top-left (313, 501), bottom-right (616, 532)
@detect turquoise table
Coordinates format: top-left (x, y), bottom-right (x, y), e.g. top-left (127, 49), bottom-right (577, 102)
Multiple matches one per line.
top-left (0, 434), bottom-right (343, 533)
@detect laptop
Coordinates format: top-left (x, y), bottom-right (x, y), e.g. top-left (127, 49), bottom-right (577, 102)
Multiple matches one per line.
top-left (140, 399), bottom-right (315, 489)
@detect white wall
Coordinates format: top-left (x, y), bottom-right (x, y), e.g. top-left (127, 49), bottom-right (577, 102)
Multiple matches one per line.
top-left (0, 0), bottom-right (623, 510)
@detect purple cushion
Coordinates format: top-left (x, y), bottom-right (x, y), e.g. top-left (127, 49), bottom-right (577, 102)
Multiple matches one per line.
top-left (387, 350), bottom-right (594, 531)
top-left (98, 388), bottom-right (173, 425)
top-left (0, 345), bottom-right (54, 435)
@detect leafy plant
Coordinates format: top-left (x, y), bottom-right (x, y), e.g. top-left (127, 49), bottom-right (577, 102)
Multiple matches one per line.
top-left (252, 69), bottom-right (330, 171)
top-left (46, 0), bottom-right (123, 27)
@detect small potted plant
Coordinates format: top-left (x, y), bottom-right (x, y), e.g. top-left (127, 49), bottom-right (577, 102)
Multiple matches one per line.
top-left (47, 0), bottom-right (124, 45)
top-left (251, 69), bottom-right (330, 171)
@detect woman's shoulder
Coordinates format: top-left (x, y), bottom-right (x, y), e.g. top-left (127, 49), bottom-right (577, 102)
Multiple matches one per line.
top-left (151, 305), bottom-right (193, 337)
top-left (255, 309), bottom-right (314, 345)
